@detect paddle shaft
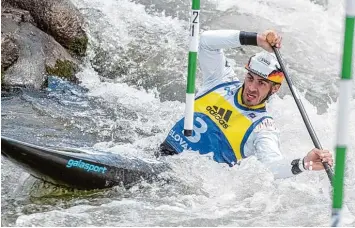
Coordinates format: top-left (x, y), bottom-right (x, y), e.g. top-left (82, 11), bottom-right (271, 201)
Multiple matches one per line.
top-left (272, 47), bottom-right (333, 183)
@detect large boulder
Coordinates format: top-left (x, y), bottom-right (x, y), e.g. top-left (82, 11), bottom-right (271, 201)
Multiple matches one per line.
top-left (3, 0), bottom-right (88, 56)
top-left (1, 7), bottom-right (78, 89)
top-left (1, 35), bottom-right (19, 73)
top-left (1, 7), bottom-right (35, 74)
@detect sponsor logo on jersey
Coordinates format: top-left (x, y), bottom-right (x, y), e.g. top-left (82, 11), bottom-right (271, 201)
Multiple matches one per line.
top-left (248, 113), bottom-right (256, 119)
top-left (168, 129), bottom-right (192, 150)
top-left (206, 106), bottom-right (232, 129)
top-left (224, 87), bottom-right (235, 96)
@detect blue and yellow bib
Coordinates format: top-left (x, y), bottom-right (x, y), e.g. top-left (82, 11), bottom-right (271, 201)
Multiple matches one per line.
top-left (165, 81), bottom-right (272, 166)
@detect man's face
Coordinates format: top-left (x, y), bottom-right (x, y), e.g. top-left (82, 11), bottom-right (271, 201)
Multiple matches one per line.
top-left (242, 72), bottom-right (280, 106)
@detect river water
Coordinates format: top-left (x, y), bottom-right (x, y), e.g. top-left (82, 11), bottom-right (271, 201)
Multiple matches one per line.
top-left (1, 0), bottom-right (355, 226)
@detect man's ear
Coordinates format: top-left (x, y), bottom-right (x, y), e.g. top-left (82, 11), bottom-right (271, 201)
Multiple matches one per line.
top-left (271, 83), bottom-right (281, 95)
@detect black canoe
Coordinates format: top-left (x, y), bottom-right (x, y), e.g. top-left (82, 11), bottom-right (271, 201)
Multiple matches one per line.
top-left (1, 136), bottom-right (168, 190)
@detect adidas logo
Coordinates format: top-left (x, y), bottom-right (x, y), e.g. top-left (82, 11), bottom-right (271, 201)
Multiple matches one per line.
top-left (206, 106), bottom-right (233, 129)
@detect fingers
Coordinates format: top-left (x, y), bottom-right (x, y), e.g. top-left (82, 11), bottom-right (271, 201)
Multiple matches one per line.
top-left (309, 161), bottom-right (313, 171)
top-left (304, 161), bottom-right (313, 170)
top-left (306, 160), bottom-right (326, 171)
top-left (313, 149), bottom-right (333, 166)
top-left (321, 150), bottom-right (333, 166)
top-left (265, 30), bottom-right (282, 48)
top-left (275, 36), bottom-right (282, 48)
top-left (257, 29), bottom-right (282, 52)
top-left (306, 148), bottom-right (334, 171)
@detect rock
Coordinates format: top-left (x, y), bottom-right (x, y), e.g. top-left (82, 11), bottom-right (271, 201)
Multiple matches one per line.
top-left (1, 34), bottom-right (19, 72)
top-left (4, 0), bottom-right (88, 56)
top-left (1, 8), bottom-right (35, 74)
top-left (45, 59), bottom-right (78, 83)
top-left (1, 9), bottom-right (78, 89)
top-left (1, 7), bottom-right (36, 25)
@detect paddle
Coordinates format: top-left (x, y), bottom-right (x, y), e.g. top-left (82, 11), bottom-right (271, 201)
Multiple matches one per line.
top-left (272, 48), bottom-right (355, 226)
top-left (272, 47), bottom-right (334, 183)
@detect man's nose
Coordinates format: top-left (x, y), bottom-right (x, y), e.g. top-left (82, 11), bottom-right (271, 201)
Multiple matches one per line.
top-left (248, 81), bottom-right (257, 92)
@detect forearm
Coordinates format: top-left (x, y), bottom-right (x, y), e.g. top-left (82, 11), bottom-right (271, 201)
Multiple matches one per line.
top-left (265, 158), bottom-right (307, 179)
top-left (253, 121), bottom-right (307, 179)
top-left (198, 30), bottom-right (258, 92)
top-left (200, 30), bottom-right (259, 50)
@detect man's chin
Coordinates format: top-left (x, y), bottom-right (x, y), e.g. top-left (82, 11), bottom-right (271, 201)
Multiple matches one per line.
top-left (244, 100), bottom-right (257, 106)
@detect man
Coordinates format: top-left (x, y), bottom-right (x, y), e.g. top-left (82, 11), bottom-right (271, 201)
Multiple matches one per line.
top-left (159, 29), bottom-right (333, 179)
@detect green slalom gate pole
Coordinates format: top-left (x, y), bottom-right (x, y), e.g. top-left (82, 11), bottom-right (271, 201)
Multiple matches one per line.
top-left (331, 0), bottom-right (355, 226)
top-left (184, 0), bottom-right (200, 136)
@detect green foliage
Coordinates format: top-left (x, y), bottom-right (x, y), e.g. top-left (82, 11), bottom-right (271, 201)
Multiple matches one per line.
top-left (68, 36), bottom-right (88, 56)
top-left (45, 59), bottom-right (77, 80)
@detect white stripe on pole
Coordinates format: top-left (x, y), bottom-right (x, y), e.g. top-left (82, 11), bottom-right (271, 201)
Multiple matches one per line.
top-left (189, 10), bottom-right (200, 52)
top-left (184, 93), bottom-right (195, 130)
top-left (336, 80), bottom-right (353, 145)
top-left (346, 0), bottom-right (355, 16)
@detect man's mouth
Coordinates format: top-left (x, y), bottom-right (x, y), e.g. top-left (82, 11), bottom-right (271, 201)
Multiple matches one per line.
top-left (246, 92), bottom-right (257, 101)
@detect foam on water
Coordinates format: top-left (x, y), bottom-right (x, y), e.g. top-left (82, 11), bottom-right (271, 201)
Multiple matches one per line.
top-left (14, 91), bottom-right (355, 226)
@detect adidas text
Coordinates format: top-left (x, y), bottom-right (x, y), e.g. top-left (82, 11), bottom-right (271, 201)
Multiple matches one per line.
top-left (206, 106), bottom-right (231, 129)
